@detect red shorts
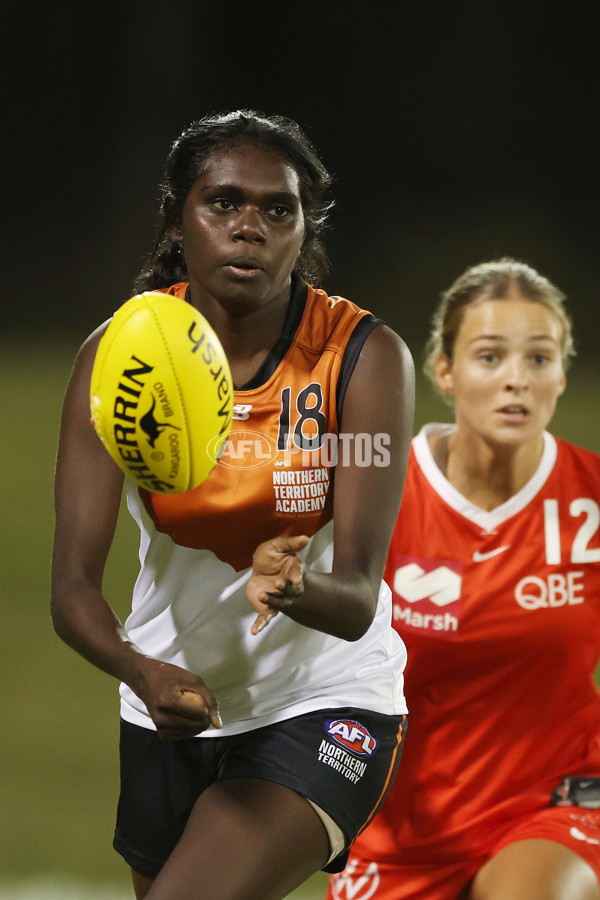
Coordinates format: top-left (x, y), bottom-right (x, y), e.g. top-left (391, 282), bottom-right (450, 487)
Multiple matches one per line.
top-left (325, 807), bottom-right (600, 900)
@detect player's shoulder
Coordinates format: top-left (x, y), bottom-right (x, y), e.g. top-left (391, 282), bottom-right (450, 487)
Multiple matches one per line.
top-left (67, 319), bottom-right (113, 385)
top-left (302, 283), bottom-right (410, 363)
top-left (305, 283), bottom-right (366, 332)
top-left (553, 436), bottom-right (600, 486)
top-left (554, 435), bottom-right (600, 467)
top-left (155, 281), bottom-right (188, 299)
top-left (77, 283), bottom-right (189, 359)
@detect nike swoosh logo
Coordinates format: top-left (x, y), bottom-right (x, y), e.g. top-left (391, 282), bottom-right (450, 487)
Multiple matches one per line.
top-left (570, 826), bottom-right (600, 845)
top-left (472, 545), bottom-right (511, 562)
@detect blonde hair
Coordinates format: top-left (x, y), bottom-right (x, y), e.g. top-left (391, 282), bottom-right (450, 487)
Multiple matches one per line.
top-left (424, 258), bottom-right (575, 395)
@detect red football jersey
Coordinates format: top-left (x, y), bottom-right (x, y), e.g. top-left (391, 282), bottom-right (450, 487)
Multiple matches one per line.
top-left (355, 424), bottom-right (600, 862)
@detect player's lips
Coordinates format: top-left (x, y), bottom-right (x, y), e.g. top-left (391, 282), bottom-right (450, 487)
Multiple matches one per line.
top-left (496, 404), bottom-right (530, 420)
top-left (223, 256), bottom-right (265, 276)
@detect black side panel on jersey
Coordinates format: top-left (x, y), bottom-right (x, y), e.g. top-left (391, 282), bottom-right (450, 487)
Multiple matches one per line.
top-left (336, 316), bottom-right (382, 424)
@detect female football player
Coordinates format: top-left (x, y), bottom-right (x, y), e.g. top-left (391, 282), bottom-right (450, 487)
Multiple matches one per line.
top-left (50, 110), bottom-right (415, 900)
top-left (327, 258), bottom-right (600, 900)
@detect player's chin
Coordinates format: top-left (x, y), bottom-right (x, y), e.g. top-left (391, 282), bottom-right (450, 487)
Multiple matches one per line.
top-left (218, 267), bottom-right (265, 291)
top-left (215, 270), bottom-right (282, 308)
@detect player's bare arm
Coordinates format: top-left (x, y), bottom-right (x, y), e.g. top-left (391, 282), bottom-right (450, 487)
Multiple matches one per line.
top-left (51, 333), bottom-right (221, 739)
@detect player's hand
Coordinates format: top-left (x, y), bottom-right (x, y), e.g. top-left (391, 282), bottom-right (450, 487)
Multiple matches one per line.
top-left (133, 657), bottom-right (222, 740)
top-left (247, 534), bottom-right (309, 635)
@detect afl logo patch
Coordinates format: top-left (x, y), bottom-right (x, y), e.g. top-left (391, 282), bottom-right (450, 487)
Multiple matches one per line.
top-left (324, 719), bottom-right (379, 757)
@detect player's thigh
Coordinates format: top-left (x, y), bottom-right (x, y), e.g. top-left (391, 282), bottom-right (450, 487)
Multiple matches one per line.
top-left (221, 708), bottom-right (406, 862)
top-left (143, 777), bottom-right (330, 900)
top-left (467, 839), bottom-right (600, 900)
top-left (114, 720), bottom-right (218, 880)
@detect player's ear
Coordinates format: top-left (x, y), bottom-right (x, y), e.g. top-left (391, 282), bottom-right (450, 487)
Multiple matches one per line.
top-left (556, 370), bottom-right (567, 398)
top-left (435, 353), bottom-right (454, 397)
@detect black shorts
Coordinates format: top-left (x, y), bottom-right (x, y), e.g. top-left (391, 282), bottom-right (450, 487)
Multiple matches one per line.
top-left (113, 707), bottom-right (406, 877)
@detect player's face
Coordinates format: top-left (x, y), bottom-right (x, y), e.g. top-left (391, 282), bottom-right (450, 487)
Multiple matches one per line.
top-left (436, 291), bottom-right (567, 449)
top-left (179, 142), bottom-right (306, 313)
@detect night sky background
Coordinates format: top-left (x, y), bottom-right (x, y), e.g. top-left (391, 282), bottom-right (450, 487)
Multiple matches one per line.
top-left (4, 1), bottom-right (600, 372)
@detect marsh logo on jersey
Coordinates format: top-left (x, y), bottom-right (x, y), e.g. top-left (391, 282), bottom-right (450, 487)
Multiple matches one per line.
top-left (390, 554), bottom-right (463, 637)
top-left (330, 858), bottom-right (380, 899)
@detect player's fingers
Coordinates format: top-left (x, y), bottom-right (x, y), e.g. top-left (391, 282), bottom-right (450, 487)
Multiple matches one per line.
top-left (271, 534), bottom-right (309, 554)
top-left (287, 560), bottom-right (305, 585)
top-left (173, 689), bottom-right (222, 729)
top-left (247, 577), bottom-right (274, 607)
top-left (251, 611), bottom-right (277, 635)
top-left (287, 534), bottom-right (310, 551)
top-left (261, 534), bottom-right (309, 559)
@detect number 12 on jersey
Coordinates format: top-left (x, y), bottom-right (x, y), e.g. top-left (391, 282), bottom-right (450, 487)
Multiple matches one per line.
top-left (543, 499), bottom-right (600, 565)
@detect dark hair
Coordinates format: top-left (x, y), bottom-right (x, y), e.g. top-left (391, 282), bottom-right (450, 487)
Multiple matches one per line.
top-left (134, 110), bottom-right (333, 292)
top-left (424, 257), bottom-right (575, 400)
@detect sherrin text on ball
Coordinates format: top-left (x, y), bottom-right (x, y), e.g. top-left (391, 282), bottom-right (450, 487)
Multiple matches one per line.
top-left (90, 291), bottom-right (233, 493)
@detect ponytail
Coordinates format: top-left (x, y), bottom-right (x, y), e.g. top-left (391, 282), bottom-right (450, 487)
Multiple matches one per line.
top-left (133, 237), bottom-right (188, 294)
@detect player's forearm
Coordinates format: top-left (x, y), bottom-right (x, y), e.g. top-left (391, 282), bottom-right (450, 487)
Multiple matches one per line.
top-left (50, 580), bottom-right (148, 687)
top-left (274, 569), bottom-right (379, 641)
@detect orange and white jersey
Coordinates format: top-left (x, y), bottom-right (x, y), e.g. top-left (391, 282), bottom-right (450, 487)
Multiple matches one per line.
top-left (119, 277), bottom-right (408, 736)
top-left (355, 423), bottom-right (600, 862)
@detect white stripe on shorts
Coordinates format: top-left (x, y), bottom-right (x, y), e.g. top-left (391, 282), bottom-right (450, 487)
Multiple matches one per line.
top-left (306, 798), bottom-right (347, 865)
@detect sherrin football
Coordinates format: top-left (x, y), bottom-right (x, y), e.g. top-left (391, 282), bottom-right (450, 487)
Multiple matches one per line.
top-left (90, 291), bottom-right (233, 493)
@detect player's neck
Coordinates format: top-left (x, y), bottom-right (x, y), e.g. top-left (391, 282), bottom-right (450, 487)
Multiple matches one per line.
top-left (190, 290), bottom-right (290, 388)
top-left (431, 430), bottom-right (544, 511)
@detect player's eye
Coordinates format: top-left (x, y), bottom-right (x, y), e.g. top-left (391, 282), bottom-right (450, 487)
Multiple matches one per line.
top-left (211, 198), bottom-right (236, 211)
top-left (267, 204), bottom-right (291, 218)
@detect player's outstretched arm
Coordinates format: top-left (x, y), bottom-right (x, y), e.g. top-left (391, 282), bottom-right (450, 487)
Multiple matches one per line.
top-left (51, 330), bottom-right (221, 738)
top-left (247, 324), bottom-right (414, 640)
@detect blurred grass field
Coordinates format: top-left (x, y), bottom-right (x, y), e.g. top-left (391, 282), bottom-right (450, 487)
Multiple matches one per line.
top-left (0, 336), bottom-right (598, 899)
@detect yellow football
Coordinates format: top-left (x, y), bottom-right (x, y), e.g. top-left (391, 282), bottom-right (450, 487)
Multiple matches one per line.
top-left (90, 291), bottom-right (233, 493)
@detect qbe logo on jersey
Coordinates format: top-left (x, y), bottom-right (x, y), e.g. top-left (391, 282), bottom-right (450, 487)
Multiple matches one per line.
top-left (391, 553), bottom-right (464, 637)
top-left (318, 720), bottom-right (378, 784)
